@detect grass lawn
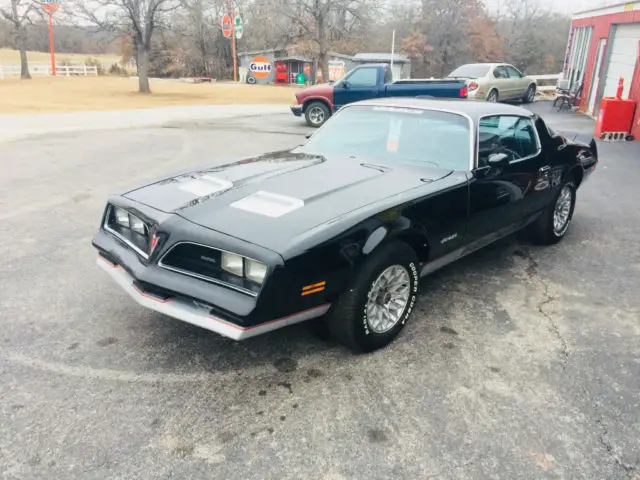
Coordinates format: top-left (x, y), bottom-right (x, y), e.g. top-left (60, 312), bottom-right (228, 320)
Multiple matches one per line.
top-left (0, 48), bottom-right (121, 66)
top-left (0, 76), bottom-right (298, 114)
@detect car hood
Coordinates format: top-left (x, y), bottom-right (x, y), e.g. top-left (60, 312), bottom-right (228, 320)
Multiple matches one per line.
top-left (295, 83), bottom-right (333, 102)
top-left (124, 151), bottom-right (454, 255)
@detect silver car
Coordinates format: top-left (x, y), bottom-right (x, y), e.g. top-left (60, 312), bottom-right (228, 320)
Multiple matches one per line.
top-left (447, 63), bottom-right (537, 104)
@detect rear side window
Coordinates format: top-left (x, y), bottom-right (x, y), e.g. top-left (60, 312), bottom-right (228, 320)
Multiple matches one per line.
top-left (478, 115), bottom-right (539, 165)
top-left (345, 67), bottom-right (378, 87)
top-left (493, 66), bottom-right (509, 79)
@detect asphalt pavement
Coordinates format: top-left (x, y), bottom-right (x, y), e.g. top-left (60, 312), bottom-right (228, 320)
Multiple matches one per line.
top-left (0, 102), bottom-right (639, 480)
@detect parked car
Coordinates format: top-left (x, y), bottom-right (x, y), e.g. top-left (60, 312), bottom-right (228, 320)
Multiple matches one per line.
top-left (291, 63), bottom-right (468, 127)
top-left (447, 63), bottom-right (537, 104)
top-left (93, 98), bottom-right (597, 353)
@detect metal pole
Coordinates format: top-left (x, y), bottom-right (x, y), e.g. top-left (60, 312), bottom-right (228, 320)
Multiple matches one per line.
top-left (48, 13), bottom-right (56, 76)
top-left (390, 29), bottom-right (395, 79)
top-left (231, 5), bottom-right (237, 82)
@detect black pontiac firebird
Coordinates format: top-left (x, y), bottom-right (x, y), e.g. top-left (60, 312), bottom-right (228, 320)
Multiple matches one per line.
top-left (93, 98), bottom-right (597, 353)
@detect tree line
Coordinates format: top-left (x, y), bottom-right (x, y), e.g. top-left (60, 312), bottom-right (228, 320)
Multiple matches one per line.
top-left (1, 0), bottom-right (570, 93)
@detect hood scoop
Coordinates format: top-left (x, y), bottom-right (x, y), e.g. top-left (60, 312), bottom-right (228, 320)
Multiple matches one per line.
top-left (230, 191), bottom-right (305, 218)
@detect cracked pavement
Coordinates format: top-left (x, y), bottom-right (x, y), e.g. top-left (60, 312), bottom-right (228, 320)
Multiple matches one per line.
top-left (0, 102), bottom-right (639, 479)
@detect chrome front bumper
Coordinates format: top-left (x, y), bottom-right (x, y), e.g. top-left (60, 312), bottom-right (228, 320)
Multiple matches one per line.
top-left (96, 257), bottom-right (331, 341)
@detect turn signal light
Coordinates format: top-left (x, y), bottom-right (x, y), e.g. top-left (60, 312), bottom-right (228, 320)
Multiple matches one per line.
top-left (301, 281), bottom-right (326, 296)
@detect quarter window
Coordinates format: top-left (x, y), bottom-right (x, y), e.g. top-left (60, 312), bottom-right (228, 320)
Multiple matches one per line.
top-left (478, 115), bottom-right (539, 165)
top-left (493, 66), bottom-right (509, 79)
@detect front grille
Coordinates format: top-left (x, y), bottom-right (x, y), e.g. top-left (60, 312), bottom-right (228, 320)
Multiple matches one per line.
top-left (158, 243), bottom-right (261, 296)
top-left (160, 243), bottom-right (223, 279)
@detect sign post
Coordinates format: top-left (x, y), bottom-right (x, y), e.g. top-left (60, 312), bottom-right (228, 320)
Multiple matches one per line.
top-left (222, 8), bottom-right (241, 82)
top-left (231, 9), bottom-right (237, 82)
top-left (40, 0), bottom-right (59, 76)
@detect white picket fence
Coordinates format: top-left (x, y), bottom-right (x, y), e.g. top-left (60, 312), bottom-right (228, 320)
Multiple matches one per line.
top-left (0, 64), bottom-right (99, 80)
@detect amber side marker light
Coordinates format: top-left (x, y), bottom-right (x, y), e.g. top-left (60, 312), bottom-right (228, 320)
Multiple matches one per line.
top-left (301, 281), bottom-right (326, 296)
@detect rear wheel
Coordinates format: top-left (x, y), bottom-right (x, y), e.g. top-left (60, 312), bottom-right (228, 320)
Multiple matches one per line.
top-left (523, 84), bottom-right (536, 104)
top-left (530, 181), bottom-right (576, 245)
top-left (487, 89), bottom-right (499, 103)
top-left (327, 242), bottom-right (420, 353)
top-left (305, 101), bottom-right (330, 128)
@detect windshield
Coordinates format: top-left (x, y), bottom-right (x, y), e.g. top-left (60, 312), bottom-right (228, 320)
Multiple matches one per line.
top-left (448, 64), bottom-right (491, 79)
top-left (298, 105), bottom-right (471, 171)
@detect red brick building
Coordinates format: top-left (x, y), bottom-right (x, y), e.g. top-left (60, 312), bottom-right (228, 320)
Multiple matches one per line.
top-left (567, 1), bottom-right (640, 138)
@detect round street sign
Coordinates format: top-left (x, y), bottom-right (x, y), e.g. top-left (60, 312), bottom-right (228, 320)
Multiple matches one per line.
top-left (40, 0), bottom-right (59, 15)
top-left (234, 15), bottom-right (243, 39)
top-left (221, 14), bottom-right (232, 38)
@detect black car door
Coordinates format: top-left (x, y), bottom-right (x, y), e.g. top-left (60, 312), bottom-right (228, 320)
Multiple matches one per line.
top-left (467, 114), bottom-right (551, 243)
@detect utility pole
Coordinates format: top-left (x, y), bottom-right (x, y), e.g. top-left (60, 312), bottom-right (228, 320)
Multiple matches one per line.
top-left (390, 29), bottom-right (396, 80)
top-left (228, 1), bottom-right (237, 82)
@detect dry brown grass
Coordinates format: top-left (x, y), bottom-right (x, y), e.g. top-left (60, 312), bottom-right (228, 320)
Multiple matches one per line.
top-left (0, 76), bottom-right (298, 114)
top-left (0, 48), bottom-right (121, 65)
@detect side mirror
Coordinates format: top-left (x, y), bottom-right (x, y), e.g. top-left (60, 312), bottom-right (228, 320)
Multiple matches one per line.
top-left (488, 152), bottom-right (509, 164)
top-left (342, 80), bottom-right (350, 89)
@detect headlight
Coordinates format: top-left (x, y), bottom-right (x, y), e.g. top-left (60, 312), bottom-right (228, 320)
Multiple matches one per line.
top-left (221, 252), bottom-right (244, 276)
top-left (130, 215), bottom-right (146, 235)
top-left (105, 205), bottom-right (151, 258)
top-left (114, 207), bottom-right (130, 227)
top-left (245, 259), bottom-right (267, 284)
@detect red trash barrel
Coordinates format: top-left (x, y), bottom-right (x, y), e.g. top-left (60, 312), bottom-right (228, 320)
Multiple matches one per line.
top-left (595, 98), bottom-right (636, 139)
top-left (595, 77), bottom-right (637, 140)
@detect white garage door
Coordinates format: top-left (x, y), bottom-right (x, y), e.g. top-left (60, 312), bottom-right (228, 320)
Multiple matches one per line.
top-left (602, 23), bottom-right (640, 99)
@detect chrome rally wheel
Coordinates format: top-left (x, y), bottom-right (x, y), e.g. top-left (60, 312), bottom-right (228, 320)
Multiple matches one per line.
top-left (327, 242), bottom-right (420, 353)
top-left (553, 185), bottom-right (573, 236)
top-left (365, 265), bottom-right (411, 334)
top-left (530, 180), bottom-right (576, 245)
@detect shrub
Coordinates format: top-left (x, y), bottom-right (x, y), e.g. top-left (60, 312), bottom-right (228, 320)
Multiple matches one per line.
top-left (84, 57), bottom-right (105, 75)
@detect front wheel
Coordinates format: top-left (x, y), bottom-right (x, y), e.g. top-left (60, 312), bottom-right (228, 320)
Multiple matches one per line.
top-left (529, 181), bottom-right (576, 245)
top-left (523, 84), bottom-right (536, 104)
top-left (304, 101), bottom-right (330, 128)
top-left (327, 242), bottom-right (420, 353)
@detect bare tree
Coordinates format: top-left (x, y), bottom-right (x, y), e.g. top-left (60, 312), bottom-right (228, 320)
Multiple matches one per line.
top-left (1, 0), bottom-right (38, 79)
top-left (176, 0), bottom-right (226, 77)
top-left (276, 0), bottom-right (374, 82)
top-left (495, 0), bottom-right (567, 73)
top-left (69, 0), bottom-right (180, 92)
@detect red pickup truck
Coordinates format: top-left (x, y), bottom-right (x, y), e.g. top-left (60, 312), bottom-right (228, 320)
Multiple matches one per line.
top-left (291, 64), bottom-right (468, 127)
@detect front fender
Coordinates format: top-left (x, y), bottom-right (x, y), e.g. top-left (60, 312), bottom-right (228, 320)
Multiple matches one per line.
top-left (303, 96), bottom-right (334, 112)
top-left (361, 222), bottom-right (431, 263)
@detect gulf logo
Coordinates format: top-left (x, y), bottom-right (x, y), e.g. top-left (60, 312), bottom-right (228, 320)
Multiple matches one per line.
top-left (249, 56), bottom-right (273, 79)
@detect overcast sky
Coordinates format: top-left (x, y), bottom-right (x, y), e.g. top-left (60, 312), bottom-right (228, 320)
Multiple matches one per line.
top-left (0, 0), bottom-right (623, 17)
